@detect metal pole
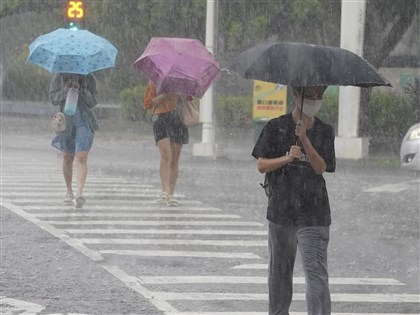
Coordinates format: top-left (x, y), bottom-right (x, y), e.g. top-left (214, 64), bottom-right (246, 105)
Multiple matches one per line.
top-left (192, 0), bottom-right (218, 158)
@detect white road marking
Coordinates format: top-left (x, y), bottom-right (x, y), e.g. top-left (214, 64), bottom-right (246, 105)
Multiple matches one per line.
top-left (1, 191), bottom-right (167, 198)
top-left (11, 198), bottom-right (201, 205)
top-left (364, 179), bottom-right (420, 193)
top-left (101, 264), bottom-right (178, 312)
top-left (81, 238), bottom-right (266, 247)
top-left (22, 205), bottom-right (221, 211)
top-left (4, 165), bottom-right (419, 315)
top-left (136, 276), bottom-right (405, 286)
top-left (0, 296), bottom-right (45, 314)
top-left (100, 249), bottom-right (260, 259)
top-left (0, 184), bottom-right (155, 190)
top-left (165, 313), bottom-right (420, 315)
top-left (152, 291), bottom-right (420, 303)
top-left (1, 200), bottom-right (103, 262)
top-left (0, 176), bottom-right (137, 183)
top-left (46, 220), bottom-right (263, 227)
top-left (65, 229), bottom-right (267, 235)
top-left (32, 213), bottom-right (239, 219)
top-left (232, 264), bottom-right (267, 269)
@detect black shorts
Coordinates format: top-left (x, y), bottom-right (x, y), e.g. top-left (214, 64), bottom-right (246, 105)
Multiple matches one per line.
top-left (152, 111), bottom-right (189, 145)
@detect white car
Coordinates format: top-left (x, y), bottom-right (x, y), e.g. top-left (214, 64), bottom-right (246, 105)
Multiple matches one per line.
top-left (400, 123), bottom-right (420, 172)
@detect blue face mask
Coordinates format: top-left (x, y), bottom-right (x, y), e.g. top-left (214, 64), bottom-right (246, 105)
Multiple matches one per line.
top-left (302, 99), bottom-right (322, 117)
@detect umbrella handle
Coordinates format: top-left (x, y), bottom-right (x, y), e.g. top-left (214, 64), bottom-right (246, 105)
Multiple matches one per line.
top-left (299, 87), bottom-right (304, 121)
top-left (295, 87), bottom-right (305, 146)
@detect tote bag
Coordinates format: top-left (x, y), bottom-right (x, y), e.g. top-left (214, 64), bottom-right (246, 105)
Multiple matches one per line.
top-left (176, 96), bottom-right (199, 127)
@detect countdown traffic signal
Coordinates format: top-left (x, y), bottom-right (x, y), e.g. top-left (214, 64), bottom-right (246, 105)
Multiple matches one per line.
top-left (66, 1), bottom-right (84, 30)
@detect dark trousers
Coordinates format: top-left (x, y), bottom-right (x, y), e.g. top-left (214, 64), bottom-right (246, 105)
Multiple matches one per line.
top-left (268, 222), bottom-right (331, 315)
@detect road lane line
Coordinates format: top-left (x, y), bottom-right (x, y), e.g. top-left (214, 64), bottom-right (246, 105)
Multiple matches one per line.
top-left (151, 291), bottom-right (420, 302)
top-left (32, 213), bottom-right (240, 219)
top-left (46, 220), bottom-right (263, 227)
top-left (100, 265), bottom-right (178, 312)
top-left (81, 238), bottom-right (266, 247)
top-left (99, 249), bottom-right (260, 259)
top-left (65, 229), bottom-right (267, 235)
top-left (0, 296), bottom-right (45, 313)
top-left (0, 200), bottom-right (103, 262)
top-left (136, 276), bottom-right (405, 286)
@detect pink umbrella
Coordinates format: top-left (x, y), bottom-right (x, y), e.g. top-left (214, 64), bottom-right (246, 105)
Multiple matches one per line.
top-left (133, 37), bottom-right (220, 98)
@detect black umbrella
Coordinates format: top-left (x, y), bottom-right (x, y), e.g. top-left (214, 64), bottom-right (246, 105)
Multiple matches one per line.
top-left (228, 41), bottom-right (391, 88)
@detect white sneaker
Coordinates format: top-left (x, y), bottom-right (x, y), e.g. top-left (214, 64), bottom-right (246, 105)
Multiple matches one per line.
top-left (62, 193), bottom-right (74, 206)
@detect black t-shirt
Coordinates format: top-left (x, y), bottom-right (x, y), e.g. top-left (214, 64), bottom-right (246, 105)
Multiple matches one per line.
top-left (252, 113), bottom-right (336, 226)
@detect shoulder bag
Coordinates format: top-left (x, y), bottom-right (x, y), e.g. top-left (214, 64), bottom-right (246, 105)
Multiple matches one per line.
top-left (51, 112), bottom-right (66, 132)
top-left (176, 96), bottom-right (199, 127)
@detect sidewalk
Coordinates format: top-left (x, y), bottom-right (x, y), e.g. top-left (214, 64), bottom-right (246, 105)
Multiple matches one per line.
top-left (0, 112), bottom-right (402, 177)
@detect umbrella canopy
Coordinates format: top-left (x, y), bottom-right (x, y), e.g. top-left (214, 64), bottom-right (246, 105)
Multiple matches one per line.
top-left (228, 41), bottom-right (391, 88)
top-left (27, 28), bottom-right (118, 75)
top-left (133, 37), bottom-right (220, 98)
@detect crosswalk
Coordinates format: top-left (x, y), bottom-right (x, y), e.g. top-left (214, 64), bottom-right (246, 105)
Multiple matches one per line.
top-left (1, 161), bottom-right (419, 314)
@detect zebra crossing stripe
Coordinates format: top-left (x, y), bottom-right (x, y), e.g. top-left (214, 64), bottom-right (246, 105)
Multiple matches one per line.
top-left (100, 249), bottom-right (260, 259)
top-left (149, 291), bottom-right (420, 303)
top-left (12, 199), bottom-right (201, 205)
top-left (45, 220), bottom-right (263, 227)
top-left (1, 192), bottom-right (167, 198)
top-left (65, 229), bottom-right (267, 235)
top-left (165, 313), bottom-right (419, 315)
top-left (31, 213), bottom-right (240, 219)
top-left (21, 205), bottom-right (222, 211)
top-left (0, 183), bottom-right (154, 188)
top-left (80, 238), bottom-right (266, 247)
top-left (0, 177), bottom-right (139, 183)
top-left (233, 264), bottom-right (267, 269)
top-left (136, 276), bottom-right (405, 286)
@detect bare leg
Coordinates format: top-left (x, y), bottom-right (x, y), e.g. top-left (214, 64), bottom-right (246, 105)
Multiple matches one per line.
top-left (168, 142), bottom-right (182, 195)
top-left (63, 152), bottom-right (75, 194)
top-left (75, 151), bottom-right (88, 196)
top-left (157, 138), bottom-right (172, 194)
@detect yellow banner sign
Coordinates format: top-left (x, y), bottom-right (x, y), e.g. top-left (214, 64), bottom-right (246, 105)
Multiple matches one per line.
top-left (253, 80), bottom-right (287, 121)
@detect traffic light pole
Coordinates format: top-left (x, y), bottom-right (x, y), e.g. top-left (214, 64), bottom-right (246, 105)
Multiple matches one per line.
top-left (192, 0), bottom-right (219, 159)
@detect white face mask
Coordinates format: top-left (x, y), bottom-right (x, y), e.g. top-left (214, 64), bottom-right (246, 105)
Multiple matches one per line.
top-left (302, 99), bottom-right (322, 117)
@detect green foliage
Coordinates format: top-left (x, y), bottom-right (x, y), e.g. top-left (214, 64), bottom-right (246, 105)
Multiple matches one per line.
top-left (119, 84), bottom-right (151, 122)
top-left (0, 0), bottom-right (63, 18)
top-left (215, 95), bottom-right (252, 128)
top-left (369, 91), bottom-right (414, 153)
top-left (3, 47), bottom-right (51, 101)
top-left (317, 92), bottom-right (339, 130)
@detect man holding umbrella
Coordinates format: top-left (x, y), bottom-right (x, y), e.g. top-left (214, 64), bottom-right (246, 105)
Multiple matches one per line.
top-left (252, 86), bottom-right (335, 315)
top-left (229, 40), bottom-right (390, 315)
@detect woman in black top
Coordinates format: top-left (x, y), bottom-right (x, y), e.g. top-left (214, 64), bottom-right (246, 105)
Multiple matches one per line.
top-left (252, 86), bottom-right (335, 315)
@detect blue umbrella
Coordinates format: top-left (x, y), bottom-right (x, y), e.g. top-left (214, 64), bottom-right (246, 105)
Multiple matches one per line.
top-left (27, 28), bottom-right (118, 75)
